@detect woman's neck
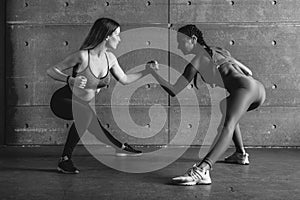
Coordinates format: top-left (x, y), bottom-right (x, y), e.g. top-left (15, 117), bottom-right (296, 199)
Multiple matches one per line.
top-left (91, 43), bottom-right (107, 57)
top-left (191, 44), bottom-right (204, 55)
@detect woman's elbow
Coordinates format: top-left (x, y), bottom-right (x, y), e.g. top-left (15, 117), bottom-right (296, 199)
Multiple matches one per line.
top-left (170, 91), bottom-right (176, 97)
top-left (162, 86), bottom-right (176, 97)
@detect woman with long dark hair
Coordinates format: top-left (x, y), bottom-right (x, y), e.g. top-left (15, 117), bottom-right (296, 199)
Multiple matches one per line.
top-left (47, 18), bottom-right (148, 174)
top-left (147, 24), bottom-right (266, 185)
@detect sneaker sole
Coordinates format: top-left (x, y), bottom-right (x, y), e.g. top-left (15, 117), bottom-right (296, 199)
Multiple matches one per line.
top-left (115, 153), bottom-right (143, 157)
top-left (57, 167), bottom-right (79, 174)
top-left (173, 180), bottom-right (212, 186)
top-left (224, 160), bottom-right (250, 165)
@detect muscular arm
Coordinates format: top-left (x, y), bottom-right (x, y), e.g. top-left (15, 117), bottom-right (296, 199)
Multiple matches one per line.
top-left (152, 63), bottom-right (198, 97)
top-left (110, 58), bottom-right (149, 85)
top-left (151, 55), bottom-right (207, 97)
top-left (47, 51), bottom-right (83, 82)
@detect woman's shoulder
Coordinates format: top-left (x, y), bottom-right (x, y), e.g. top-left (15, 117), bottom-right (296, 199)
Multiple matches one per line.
top-left (78, 50), bottom-right (89, 61)
top-left (105, 51), bottom-right (117, 59)
top-left (105, 51), bottom-right (118, 68)
top-left (211, 46), bottom-right (231, 57)
top-left (190, 54), bottom-right (211, 72)
top-left (194, 47), bottom-right (212, 63)
top-left (68, 50), bottom-right (88, 71)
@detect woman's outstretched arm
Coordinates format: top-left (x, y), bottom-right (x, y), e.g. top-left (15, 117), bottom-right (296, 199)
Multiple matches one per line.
top-left (149, 54), bottom-right (211, 97)
top-left (109, 54), bottom-right (149, 85)
top-left (150, 62), bottom-right (199, 97)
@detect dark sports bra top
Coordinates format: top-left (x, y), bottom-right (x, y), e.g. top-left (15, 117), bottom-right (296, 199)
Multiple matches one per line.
top-left (72, 50), bottom-right (111, 89)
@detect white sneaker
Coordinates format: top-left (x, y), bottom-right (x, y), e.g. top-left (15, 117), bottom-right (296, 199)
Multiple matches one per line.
top-left (224, 152), bottom-right (249, 165)
top-left (172, 164), bottom-right (212, 185)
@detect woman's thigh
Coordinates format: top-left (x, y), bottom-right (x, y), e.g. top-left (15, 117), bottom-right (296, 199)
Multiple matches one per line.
top-left (224, 86), bottom-right (259, 127)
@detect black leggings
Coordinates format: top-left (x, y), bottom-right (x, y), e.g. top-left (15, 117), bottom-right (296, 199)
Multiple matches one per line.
top-left (50, 85), bottom-right (122, 158)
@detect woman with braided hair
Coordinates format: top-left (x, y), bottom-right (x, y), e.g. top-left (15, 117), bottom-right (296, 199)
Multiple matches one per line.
top-left (147, 24), bottom-right (265, 185)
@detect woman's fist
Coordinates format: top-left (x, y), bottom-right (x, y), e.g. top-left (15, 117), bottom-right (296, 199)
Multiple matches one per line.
top-left (72, 75), bottom-right (87, 89)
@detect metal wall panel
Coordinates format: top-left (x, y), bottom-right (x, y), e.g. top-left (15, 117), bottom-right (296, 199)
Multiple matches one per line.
top-left (6, 106), bottom-right (168, 145)
top-left (170, 0), bottom-right (300, 23)
top-left (0, 0), bottom-right (5, 145)
top-left (6, 0), bottom-right (168, 24)
top-left (169, 106), bottom-right (300, 146)
top-left (7, 105), bottom-right (300, 146)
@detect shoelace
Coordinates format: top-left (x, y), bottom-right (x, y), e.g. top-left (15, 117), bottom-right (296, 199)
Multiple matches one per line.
top-left (186, 165), bottom-right (205, 181)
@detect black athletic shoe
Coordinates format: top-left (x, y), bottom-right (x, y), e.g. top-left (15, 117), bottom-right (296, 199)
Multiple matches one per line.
top-left (57, 156), bottom-right (80, 174)
top-left (115, 143), bottom-right (142, 156)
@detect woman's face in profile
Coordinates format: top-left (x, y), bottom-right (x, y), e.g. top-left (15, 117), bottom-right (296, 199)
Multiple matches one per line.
top-left (177, 34), bottom-right (194, 55)
top-left (106, 27), bottom-right (121, 49)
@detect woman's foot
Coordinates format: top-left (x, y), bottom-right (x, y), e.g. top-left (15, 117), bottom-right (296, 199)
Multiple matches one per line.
top-left (224, 152), bottom-right (249, 165)
top-left (115, 143), bottom-right (142, 156)
top-left (57, 156), bottom-right (80, 174)
top-left (172, 164), bottom-right (212, 186)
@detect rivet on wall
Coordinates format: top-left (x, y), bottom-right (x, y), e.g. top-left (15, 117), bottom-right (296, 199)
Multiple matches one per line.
top-left (24, 84), bottom-right (29, 89)
top-left (64, 2), bottom-right (69, 7)
top-left (272, 40), bottom-right (277, 46)
top-left (24, 41), bottom-right (29, 46)
top-left (187, 1), bottom-right (192, 6)
top-left (146, 1), bottom-right (151, 6)
top-left (230, 1), bottom-right (234, 5)
top-left (188, 124), bottom-right (192, 128)
top-left (63, 41), bottom-right (69, 46)
top-left (25, 124), bottom-right (29, 128)
top-left (229, 40), bottom-right (235, 45)
top-left (271, 1), bottom-right (277, 5)
top-left (146, 124), bottom-right (151, 128)
top-left (145, 84), bottom-right (151, 89)
top-left (106, 124), bottom-right (110, 129)
top-left (105, 2), bottom-right (110, 6)
top-left (106, 85), bottom-right (109, 88)
top-left (146, 41), bottom-right (151, 46)
top-left (272, 84), bottom-right (277, 89)
top-left (24, 2), bottom-right (29, 7)
top-left (65, 124), bottom-right (69, 128)
top-left (272, 124), bottom-right (277, 129)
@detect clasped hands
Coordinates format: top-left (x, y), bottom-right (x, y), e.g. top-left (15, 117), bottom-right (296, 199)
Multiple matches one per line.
top-left (145, 60), bottom-right (159, 73)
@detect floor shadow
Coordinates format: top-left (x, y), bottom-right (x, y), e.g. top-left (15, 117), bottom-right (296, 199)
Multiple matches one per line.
top-left (0, 166), bottom-right (58, 173)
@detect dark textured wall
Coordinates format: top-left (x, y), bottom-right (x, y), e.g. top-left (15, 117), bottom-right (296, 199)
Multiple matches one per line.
top-left (0, 1), bottom-right (5, 145)
top-left (4, 0), bottom-right (300, 147)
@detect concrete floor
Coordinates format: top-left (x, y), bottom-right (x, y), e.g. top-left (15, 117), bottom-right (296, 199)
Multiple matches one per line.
top-left (0, 146), bottom-right (299, 200)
